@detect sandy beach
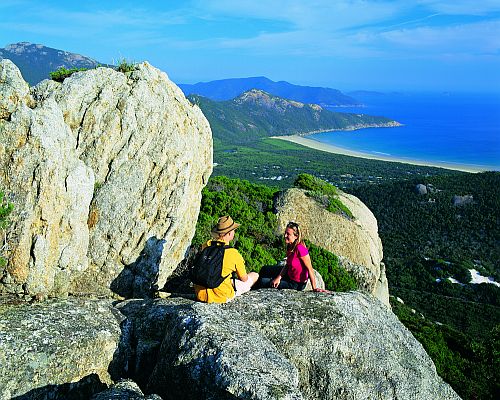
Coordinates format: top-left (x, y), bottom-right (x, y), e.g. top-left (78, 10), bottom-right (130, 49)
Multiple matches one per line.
top-left (272, 135), bottom-right (493, 173)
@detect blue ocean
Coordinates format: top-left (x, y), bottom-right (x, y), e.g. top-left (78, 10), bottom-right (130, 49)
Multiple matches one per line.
top-left (312, 92), bottom-right (500, 171)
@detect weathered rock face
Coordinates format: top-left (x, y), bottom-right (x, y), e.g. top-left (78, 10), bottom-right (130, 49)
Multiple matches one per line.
top-left (0, 59), bottom-right (212, 298)
top-left (275, 188), bottom-right (389, 305)
top-left (0, 297), bottom-right (121, 399)
top-left (415, 183), bottom-right (428, 195)
top-left (0, 291), bottom-right (460, 400)
top-left (452, 194), bottom-right (474, 206)
top-left (115, 291), bottom-right (459, 400)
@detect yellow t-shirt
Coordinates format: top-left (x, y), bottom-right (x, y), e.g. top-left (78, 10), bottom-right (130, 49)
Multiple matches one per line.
top-left (194, 240), bottom-right (247, 303)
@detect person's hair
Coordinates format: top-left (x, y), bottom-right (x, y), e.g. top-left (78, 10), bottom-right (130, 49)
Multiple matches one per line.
top-left (286, 221), bottom-right (304, 252)
top-left (212, 229), bottom-right (234, 240)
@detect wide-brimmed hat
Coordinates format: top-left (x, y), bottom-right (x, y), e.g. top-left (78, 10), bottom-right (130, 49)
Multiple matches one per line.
top-left (211, 216), bottom-right (240, 235)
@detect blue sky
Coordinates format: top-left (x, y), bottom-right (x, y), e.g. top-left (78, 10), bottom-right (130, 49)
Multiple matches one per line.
top-left (1, 0), bottom-right (499, 91)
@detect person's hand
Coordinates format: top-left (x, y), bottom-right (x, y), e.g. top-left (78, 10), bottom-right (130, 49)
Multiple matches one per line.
top-left (271, 276), bottom-right (281, 288)
top-left (313, 288), bottom-right (330, 293)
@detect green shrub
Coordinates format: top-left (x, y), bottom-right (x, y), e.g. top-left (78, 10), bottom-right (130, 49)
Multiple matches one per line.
top-left (116, 59), bottom-right (137, 73)
top-left (0, 191), bottom-right (13, 267)
top-left (49, 67), bottom-right (89, 82)
top-left (294, 173), bottom-right (353, 219)
top-left (193, 176), bottom-right (281, 272)
top-left (305, 240), bottom-right (357, 291)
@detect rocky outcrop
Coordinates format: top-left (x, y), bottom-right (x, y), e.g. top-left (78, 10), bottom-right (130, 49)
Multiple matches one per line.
top-left (121, 291), bottom-right (458, 400)
top-left (452, 194), bottom-right (474, 206)
top-left (415, 183), bottom-right (428, 195)
top-left (0, 297), bottom-right (121, 399)
top-left (0, 59), bottom-right (212, 298)
top-left (275, 188), bottom-right (389, 306)
top-left (0, 291), bottom-right (460, 400)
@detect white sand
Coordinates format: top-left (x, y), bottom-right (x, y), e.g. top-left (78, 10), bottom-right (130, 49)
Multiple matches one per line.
top-left (469, 269), bottom-right (500, 287)
top-left (272, 135), bottom-right (495, 173)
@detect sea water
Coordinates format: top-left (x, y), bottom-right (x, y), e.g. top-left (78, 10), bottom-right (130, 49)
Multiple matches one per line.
top-left (312, 92), bottom-right (500, 170)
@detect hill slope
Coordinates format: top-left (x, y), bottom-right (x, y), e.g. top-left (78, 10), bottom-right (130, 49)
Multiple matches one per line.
top-left (190, 89), bottom-right (400, 144)
top-left (180, 76), bottom-right (361, 106)
top-left (0, 42), bottom-right (102, 85)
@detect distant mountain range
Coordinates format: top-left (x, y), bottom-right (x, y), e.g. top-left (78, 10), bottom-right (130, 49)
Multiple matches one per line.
top-left (1, 42), bottom-right (399, 140)
top-left (0, 42), bottom-right (103, 85)
top-left (190, 89), bottom-right (399, 144)
top-left (180, 76), bottom-right (361, 106)
top-left (2, 42), bottom-right (361, 107)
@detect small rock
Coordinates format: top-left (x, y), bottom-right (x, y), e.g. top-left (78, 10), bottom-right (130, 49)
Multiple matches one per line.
top-left (415, 184), bottom-right (427, 195)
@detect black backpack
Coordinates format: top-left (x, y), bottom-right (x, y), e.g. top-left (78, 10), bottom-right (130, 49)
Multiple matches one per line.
top-left (191, 241), bottom-right (231, 288)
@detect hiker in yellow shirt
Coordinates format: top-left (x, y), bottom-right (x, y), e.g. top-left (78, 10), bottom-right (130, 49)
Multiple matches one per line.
top-left (194, 216), bottom-right (259, 303)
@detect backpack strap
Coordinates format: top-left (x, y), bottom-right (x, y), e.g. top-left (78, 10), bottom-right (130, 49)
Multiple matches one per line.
top-left (210, 241), bottom-right (234, 287)
top-left (212, 241), bottom-right (236, 290)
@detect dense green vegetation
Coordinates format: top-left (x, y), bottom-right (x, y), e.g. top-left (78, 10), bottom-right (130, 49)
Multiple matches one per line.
top-left (212, 138), bottom-right (458, 190)
top-left (294, 173), bottom-right (353, 218)
top-left (0, 191), bottom-right (13, 267)
top-left (349, 172), bottom-right (500, 288)
top-left (391, 297), bottom-right (499, 399)
top-left (193, 176), bottom-right (357, 292)
top-left (191, 91), bottom-right (397, 145)
top-left (345, 171), bottom-right (499, 400)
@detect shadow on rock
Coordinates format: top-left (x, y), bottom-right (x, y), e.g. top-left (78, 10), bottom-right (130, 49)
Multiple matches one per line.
top-left (110, 237), bottom-right (165, 299)
top-left (161, 245), bottom-right (197, 296)
top-left (11, 374), bottom-right (106, 400)
top-left (107, 298), bottom-right (195, 395)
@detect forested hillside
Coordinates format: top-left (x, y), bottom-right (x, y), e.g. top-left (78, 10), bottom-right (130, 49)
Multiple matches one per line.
top-left (190, 90), bottom-right (398, 144)
top-left (349, 171), bottom-right (500, 400)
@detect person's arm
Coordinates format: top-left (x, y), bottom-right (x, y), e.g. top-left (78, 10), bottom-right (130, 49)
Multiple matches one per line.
top-left (270, 265), bottom-right (287, 288)
top-left (238, 272), bottom-right (249, 282)
top-left (234, 251), bottom-right (249, 281)
top-left (300, 254), bottom-right (319, 291)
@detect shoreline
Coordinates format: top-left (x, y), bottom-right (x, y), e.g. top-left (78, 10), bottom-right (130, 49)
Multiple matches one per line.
top-left (272, 135), bottom-right (496, 173)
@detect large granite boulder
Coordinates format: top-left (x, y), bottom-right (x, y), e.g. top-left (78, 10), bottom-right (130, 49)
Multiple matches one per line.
top-left (0, 297), bottom-right (122, 399)
top-left (415, 183), bottom-right (428, 195)
top-left (275, 188), bottom-right (389, 306)
top-left (116, 291), bottom-right (459, 400)
top-left (0, 59), bottom-right (212, 298)
top-left (0, 290), bottom-right (460, 400)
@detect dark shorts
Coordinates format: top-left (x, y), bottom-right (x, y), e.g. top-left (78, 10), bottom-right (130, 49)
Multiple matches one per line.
top-left (257, 264), bottom-right (307, 291)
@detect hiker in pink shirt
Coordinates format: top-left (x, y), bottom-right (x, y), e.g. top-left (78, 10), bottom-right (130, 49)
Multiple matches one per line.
top-left (258, 222), bottom-right (321, 291)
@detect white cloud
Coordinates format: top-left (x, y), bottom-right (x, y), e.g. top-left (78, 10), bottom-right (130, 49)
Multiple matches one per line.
top-left (195, 0), bottom-right (399, 30)
top-left (380, 20), bottom-right (500, 56)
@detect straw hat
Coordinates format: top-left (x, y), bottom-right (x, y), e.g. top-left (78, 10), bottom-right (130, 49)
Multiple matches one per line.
top-left (211, 216), bottom-right (240, 235)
